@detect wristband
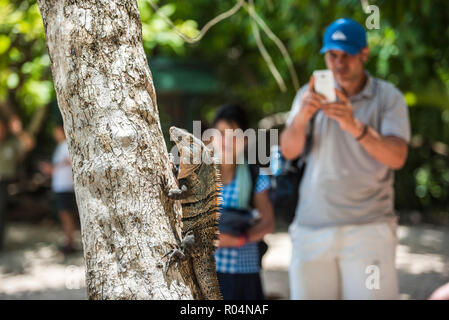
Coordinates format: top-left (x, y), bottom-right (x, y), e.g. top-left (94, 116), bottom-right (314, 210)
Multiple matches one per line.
top-left (355, 124), bottom-right (368, 141)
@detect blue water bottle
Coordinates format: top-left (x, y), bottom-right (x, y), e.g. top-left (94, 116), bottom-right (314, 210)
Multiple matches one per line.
top-left (270, 145), bottom-right (283, 176)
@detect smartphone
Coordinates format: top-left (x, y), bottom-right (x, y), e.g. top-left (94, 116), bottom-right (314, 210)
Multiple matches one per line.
top-left (313, 69), bottom-right (336, 103)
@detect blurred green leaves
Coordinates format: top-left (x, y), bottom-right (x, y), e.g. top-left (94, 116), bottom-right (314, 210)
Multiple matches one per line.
top-left (395, 105), bottom-right (449, 213)
top-left (2, 0), bottom-right (448, 118)
top-left (0, 0), bottom-right (448, 213)
top-left (0, 0), bottom-right (48, 111)
top-left (0, 35), bottom-right (11, 54)
top-left (413, 158), bottom-right (449, 206)
top-left (0, 0), bottom-right (200, 118)
top-left (138, 0), bottom-right (199, 55)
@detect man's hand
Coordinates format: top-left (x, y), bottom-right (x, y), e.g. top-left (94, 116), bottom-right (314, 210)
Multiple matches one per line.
top-left (322, 89), bottom-right (408, 169)
top-left (281, 76), bottom-right (325, 160)
top-left (321, 89), bottom-right (364, 138)
top-left (296, 76), bottom-right (326, 125)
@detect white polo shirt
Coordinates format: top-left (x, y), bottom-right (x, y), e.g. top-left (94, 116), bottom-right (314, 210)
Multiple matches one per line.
top-left (286, 73), bottom-right (411, 227)
top-left (52, 141), bottom-right (74, 193)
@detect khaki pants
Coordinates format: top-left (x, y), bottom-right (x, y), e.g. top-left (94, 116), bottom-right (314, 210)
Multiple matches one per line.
top-left (288, 221), bottom-right (399, 300)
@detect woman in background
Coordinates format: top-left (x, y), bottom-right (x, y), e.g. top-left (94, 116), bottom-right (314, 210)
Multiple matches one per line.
top-left (211, 104), bottom-right (275, 300)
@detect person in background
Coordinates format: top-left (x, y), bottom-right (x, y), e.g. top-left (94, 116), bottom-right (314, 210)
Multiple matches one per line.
top-left (39, 124), bottom-right (78, 255)
top-left (0, 114), bottom-right (35, 251)
top-left (281, 18), bottom-right (410, 299)
top-left (211, 104), bottom-right (275, 300)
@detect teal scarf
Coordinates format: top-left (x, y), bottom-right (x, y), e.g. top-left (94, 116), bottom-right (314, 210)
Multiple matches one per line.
top-left (235, 163), bottom-right (252, 210)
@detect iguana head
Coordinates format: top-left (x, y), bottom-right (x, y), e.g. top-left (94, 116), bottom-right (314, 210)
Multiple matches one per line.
top-left (169, 126), bottom-right (214, 179)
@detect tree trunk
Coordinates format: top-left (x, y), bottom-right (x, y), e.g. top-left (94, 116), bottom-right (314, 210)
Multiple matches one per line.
top-left (37, 0), bottom-right (200, 299)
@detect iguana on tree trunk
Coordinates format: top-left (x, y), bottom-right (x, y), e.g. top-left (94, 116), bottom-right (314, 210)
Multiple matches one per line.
top-left (164, 126), bottom-right (222, 300)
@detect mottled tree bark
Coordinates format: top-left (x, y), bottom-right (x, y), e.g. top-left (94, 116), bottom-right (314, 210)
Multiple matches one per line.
top-left (37, 0), bottom-right (200, 299)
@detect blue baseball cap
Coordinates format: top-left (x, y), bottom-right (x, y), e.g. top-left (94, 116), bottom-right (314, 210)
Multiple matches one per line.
top-left (320, 18), bottom-right (367, 55)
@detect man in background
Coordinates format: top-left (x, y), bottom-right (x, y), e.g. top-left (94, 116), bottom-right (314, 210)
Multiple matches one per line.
top-left (40, 124), bottom-right (78, 255)
top-left (281, 18), bottom-right (410, 299)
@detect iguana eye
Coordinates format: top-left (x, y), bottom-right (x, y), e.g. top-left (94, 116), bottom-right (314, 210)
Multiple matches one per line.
top-left (177, 136), bottom-right (182, 142)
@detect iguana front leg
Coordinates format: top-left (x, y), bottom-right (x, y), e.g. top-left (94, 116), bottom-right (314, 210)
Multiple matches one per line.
top-left (162, 230), bottom-right (197, 273)
top-left (168, 183), bottom-right (189, 200)
top-left (166, 153), bottom-right (190, 200)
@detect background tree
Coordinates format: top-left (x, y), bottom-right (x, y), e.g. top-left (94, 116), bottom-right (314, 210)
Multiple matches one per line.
top-left (37, 0), bottom-right (201, 299)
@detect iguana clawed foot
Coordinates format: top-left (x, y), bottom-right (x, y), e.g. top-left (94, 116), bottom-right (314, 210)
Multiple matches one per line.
top-left (162, 231), bottom-right (196, 274)
top-left (168, 184), bottom-right (188, 200)
top-left (162, 247), bottom-right (186, 274)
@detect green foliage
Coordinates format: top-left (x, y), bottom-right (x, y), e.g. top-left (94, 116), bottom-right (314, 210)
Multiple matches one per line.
top-left (138, 0), bottom-right (199, 55)
top-left (156, 0), bottom-right (449, 215)
top-left (0, 0), bottom-right (50, 116)
top-left (395, 106), bottom-right (449, 212)
top-left (158, 0), bottom-right (449, 117)
top-left (1, 0), bottom-right (448, 214)
top-left (0, 0), bottom-right (196, 121)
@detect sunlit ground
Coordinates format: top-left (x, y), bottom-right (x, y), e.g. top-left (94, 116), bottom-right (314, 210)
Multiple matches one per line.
top-left (0, 222), bottom-right (448, 300)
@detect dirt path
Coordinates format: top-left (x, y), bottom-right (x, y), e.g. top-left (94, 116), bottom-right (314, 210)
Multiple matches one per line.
top-left (1, 222), bottom-right (448, 300)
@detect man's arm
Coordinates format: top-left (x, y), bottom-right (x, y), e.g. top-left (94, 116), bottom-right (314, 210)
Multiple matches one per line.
top-left (280, 115), bottom-right (308, 160)
top-left (280, 77), bottom-right (323, 160)
top-left (322, 90), bottom-right (408, 170)
top-left (348, 118), bottom-right (407, 169)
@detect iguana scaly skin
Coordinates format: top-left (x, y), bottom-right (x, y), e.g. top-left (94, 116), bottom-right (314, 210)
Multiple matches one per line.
top-left (164, 126), bottom-right (222, 300)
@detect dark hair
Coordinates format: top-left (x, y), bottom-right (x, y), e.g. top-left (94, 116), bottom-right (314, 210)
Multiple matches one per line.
top-left (212, 104), bottom-right (249, 131)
